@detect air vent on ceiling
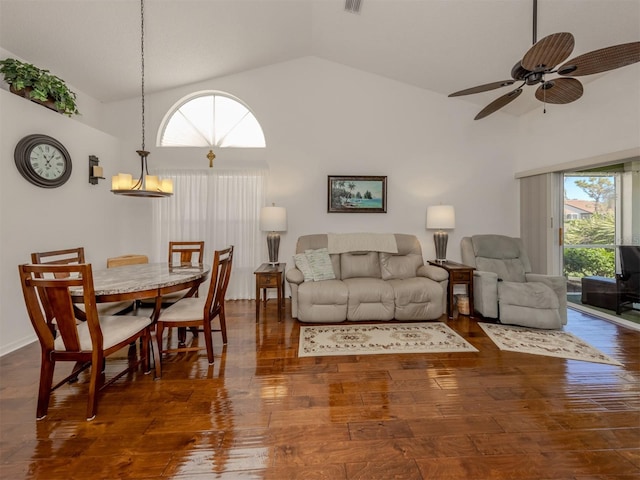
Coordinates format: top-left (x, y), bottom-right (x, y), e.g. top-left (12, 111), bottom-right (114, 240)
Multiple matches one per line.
top-left (345, 0), bottom-right (362, 14)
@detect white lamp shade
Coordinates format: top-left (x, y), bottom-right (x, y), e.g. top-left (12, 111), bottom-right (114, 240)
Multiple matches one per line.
top-left (426, 205), bottom-right (455, 229)
top-left (260, 206), bottom-right (287, 232)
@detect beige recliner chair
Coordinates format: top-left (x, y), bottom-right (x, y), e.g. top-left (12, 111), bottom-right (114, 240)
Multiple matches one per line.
top-left (461, 234), bottom-right (567, 329)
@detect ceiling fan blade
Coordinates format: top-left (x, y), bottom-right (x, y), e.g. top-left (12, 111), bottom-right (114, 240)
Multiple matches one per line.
top-left (535, 78), bottom-right (583, 104)
top-left (449, 80), bottom-right (516, 97)
top-left (474, 88), bottom-right (523, 120)
top-left (522, 32), bottom-right (575, 72)
top-left (558, 41), bottom-right (640, 76)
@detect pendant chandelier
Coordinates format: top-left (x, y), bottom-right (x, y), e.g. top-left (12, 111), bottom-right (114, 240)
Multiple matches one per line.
top-left (111, 0), bottom-right (173, 198)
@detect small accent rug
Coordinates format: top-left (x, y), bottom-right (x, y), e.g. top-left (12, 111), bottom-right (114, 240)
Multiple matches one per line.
top-left (298, 323), bottom-right (478, 357)
top-left (479, 322), bottom-right (622, 366)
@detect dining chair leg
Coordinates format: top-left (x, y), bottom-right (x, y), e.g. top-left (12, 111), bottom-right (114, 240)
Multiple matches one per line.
top-left (155, 323), bottom-right (164, 379)
top-left (86, 352), bottom-right (104, 421)
top-left (219, 308), bottom-right (228, 345)
top-left (202, 319), bottom-right (215, 365)
top-left (150, 332), bottom-right (161, 379)
top-left (140, 329), bottom-right (149, 373)
top-left (36, 356), bottom-right (55, 420)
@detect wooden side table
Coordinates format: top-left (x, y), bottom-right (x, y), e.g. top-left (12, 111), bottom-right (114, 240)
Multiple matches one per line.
top-left (254, 263), bottom-right (286, 322)
top-left (428, 260), bottom-right (475, 319)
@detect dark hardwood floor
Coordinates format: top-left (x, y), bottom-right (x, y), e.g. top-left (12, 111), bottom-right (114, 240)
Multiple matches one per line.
top-left (1, 301), bottom-right (639, 479)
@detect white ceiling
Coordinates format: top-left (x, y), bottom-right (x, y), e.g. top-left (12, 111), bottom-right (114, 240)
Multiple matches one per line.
top-left (1, 0), bottom-right (639, 117)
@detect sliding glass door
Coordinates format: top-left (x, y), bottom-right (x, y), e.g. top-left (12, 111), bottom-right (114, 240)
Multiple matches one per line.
top-left (562, 172), bottom-right (619, 300)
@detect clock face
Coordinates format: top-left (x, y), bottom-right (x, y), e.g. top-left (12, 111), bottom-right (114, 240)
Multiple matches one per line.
top-left (14, 134), bottom-right (72, 188)
top-left (29, 144), bottom-right (67, 180)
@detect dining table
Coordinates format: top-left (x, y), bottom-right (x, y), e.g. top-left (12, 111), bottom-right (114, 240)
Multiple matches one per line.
top-left (70, 262), bottom-right (210, 322)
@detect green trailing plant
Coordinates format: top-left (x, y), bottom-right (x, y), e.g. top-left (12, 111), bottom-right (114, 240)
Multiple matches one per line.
top-left (0, 58), bottom-right (79, 116)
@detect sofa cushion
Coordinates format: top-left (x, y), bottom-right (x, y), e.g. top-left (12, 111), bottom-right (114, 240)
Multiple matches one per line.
top-left (294, 253), bottom-right (315, 282)
top-left (305, 248), bottom-right (336, 281)
top-left (476, 257), bottom-right (526, 283)
top-left (388, 277), bottom-right (444, 320)
top-left (297, 279), bottom-right (348, 322)
top-left (343, 278), bottom-right (394, 321)
top-left (380, 252), bottom-right (422, 280)
top-left (341, 251), bottom-right (381, 279)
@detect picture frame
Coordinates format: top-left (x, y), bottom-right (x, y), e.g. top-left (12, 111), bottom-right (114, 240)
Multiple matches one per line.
top-left (328, 175), bottom-right (387, 213)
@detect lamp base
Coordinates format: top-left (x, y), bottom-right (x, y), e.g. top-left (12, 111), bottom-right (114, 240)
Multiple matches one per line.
top-left (266, 232), bottom-right (280, 264)
top-left (433, 231), bottom-right (448, 262)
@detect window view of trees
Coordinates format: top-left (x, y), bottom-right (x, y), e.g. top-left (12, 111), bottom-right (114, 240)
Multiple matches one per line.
top-left (564, 175), bottom-right (616, 286)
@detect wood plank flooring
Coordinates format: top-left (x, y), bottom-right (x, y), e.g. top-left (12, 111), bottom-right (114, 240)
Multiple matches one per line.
top-left (1, 301), bottom-right (639, 479)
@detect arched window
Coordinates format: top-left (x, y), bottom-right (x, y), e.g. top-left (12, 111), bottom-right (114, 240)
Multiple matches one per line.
top-left (158, 91), bottom-right (266, 148)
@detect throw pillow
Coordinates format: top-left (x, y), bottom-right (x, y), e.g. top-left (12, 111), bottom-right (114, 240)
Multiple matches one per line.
top-left (305, 248), bottom-right (336, 281)
top-left (294, 253), bottom-right (315, 282)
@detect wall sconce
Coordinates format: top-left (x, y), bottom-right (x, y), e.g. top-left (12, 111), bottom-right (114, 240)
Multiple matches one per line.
top-left (89, 155), bottom-right (104, 185)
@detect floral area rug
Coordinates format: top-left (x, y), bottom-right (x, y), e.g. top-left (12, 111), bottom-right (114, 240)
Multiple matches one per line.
top-left (479, 322), bottom-right (622, 366)
top-left (298, 322), bottom-right (478, 357)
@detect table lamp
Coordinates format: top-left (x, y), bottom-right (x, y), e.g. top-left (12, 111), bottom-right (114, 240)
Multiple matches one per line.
top-left (426, 205), bottom-right (455, 263)
top-left (260, 204), bottom-right (287, 264)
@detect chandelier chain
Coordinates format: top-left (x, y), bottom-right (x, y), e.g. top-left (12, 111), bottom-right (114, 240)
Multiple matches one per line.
top-left (140, 0), bottom-right (145, 152)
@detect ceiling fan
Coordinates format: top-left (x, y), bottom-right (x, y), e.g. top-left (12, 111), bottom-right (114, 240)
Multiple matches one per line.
top-left (449, 0), bottom-right (640, 120)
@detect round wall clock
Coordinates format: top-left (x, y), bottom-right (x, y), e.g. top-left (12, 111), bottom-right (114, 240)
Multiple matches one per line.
top-left (14, 134), bottom-right (72, 188)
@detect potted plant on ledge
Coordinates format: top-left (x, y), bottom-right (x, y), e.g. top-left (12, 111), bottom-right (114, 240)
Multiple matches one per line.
top-left (0, 58), bottom-right (80, 116)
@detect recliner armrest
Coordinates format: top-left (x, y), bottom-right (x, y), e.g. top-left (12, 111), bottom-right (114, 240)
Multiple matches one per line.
top-left (472, 270), bottom-right (499, 319)
top-left (525, 273), bottom-right (566, 289)
top-left (474, 270), bottom-right (499, 281)
top-left (286, 268), bottom-right (304, 285)
top-left (525, 273), bottom-right (568, 325)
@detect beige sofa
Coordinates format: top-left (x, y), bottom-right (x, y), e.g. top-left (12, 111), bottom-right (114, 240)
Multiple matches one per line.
top-left (286, 233), bottom-right (448, 323)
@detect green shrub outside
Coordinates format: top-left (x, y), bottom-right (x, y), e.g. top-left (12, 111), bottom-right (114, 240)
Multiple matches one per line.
top-left (564, 212), bottom-right (615, 278)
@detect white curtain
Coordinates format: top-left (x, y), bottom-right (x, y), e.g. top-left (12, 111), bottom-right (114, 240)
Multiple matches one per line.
top-left (152, 168), bottom-right (267, 299)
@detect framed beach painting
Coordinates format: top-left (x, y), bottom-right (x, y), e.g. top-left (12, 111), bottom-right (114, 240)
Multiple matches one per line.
top-left (328, 175), bottom-right (387, 213)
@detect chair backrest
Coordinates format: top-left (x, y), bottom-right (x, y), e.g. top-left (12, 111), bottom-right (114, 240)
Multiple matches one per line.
top-left (619, 246), bottom-right (640, 294)
top-left (620, 246), bottom-right (640, 276)
top-left (204, 246), bottom-right (234, 319)
top-left (107, 254), bottom-right (149, 268)
top-left (169, 241), bottom-right (205, 266)
top-left (19, 263), bottom-right (101, 353)
top-left (31, 247), bottom-right (85, 278)
top-left (461, 235), bottom-right (531, 282)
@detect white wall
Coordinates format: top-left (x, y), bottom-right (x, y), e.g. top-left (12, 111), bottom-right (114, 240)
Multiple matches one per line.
top-left (0, 89), bottom-right (149, 355)
top-left (515, 64), bottom-right (640, 172)
top-left (102, 56), bottom-right (522, 269)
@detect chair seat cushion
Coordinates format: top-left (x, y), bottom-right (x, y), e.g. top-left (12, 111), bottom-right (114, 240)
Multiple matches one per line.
top-left (54, 315), bottom-right (151, 351)
top-left (159, 297), bottom-right (206, 322)
top-left (498, 281), bottom-right (559, 309)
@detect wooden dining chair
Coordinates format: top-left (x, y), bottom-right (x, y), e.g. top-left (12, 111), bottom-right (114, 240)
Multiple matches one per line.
top-left (156, 246), bottom-right (233, 372)
top-left (106, 254), bottom-right (149, 268)
top-left (168, 241), bottom-right (205, 267)
top-left (18, 263), bottom-right (157, 420)
top-left (31, 248), bottom-right (134, 334)
top-left (141, 241), bottom-right (206, 309)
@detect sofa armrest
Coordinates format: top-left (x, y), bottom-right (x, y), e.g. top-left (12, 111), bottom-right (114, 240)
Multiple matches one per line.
top-left (526, 273), bottom-right (568, 325)
top-left (417, 264), bottom-right (448, 282)
top-left (473, 270), bottom-right (499, 319)
top-left (286, 268), bottom-right (304, 285)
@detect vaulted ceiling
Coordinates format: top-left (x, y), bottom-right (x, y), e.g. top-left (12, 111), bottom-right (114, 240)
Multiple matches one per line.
top-left (1, 0), bottom-right (638, 117)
